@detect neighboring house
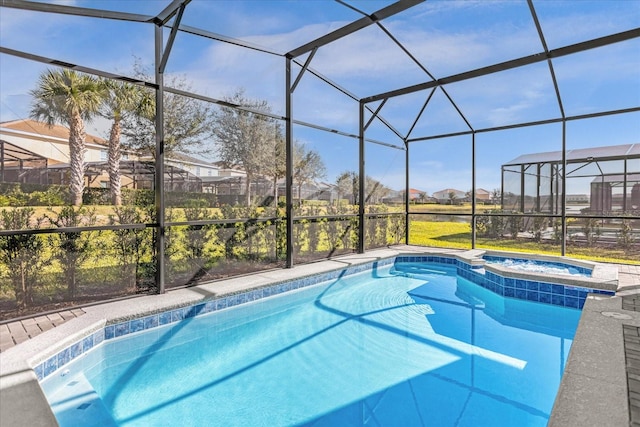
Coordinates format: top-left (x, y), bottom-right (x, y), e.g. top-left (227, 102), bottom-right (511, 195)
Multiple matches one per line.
top-left (475, 188), bottom-right (492, 204)
top-left (408, 188), bottom-right (425, 202)
top-left (157, 152), bottom-right (219, 180)
top-left (432, 188), bottom-right (467, 204)
top-left (0, 118), bottom-right (127, 165)
top-left (0, 119), bottom-right (138, 188)
top-left (212, 162), bottom-right (247, 177)
top-left (0, 119), bottom-right (219, 192)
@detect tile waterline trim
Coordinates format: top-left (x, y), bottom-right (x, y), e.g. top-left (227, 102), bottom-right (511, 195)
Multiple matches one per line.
top-left (35, 254), bottom-right (614, 382)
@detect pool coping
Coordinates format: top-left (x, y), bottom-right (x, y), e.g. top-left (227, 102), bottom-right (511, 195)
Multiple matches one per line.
top-left (0, 245), bottom-right (627, 426)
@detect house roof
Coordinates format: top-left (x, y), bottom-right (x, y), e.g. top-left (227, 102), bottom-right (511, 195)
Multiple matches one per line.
top-left (0, 119), bottom-right (108, 146)
top-left (167, 152), bottom-right (217, 167)
top-left (433, 188), bottom-right (466, 196)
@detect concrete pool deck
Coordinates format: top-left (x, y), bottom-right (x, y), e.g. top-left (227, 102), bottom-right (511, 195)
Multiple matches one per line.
top-left (0, 245), bottom-right (638, 426)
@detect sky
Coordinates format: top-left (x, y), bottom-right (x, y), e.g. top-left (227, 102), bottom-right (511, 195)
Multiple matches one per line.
top-left (1, 0), bottom-right (639, 195)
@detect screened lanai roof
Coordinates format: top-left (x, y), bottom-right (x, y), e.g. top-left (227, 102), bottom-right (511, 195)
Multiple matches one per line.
top-left (503, 143), bottom-right (640, 166)
top-left (0, 0), bottom-right (638, 147)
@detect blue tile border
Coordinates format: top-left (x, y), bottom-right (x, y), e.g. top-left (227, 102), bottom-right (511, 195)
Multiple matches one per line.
top-left (394, 255), bottom-right (615, 312)
top-left (35, 257), bottom-right (396, 382)
top-left (35, 254), bottom-right (614, 383)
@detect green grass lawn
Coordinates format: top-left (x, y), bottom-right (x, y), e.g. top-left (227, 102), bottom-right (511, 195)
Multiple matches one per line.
top-left (409, 219), bottom-right (640, 265)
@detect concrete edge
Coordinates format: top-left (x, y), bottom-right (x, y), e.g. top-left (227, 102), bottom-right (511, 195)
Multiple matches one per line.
top-left (548, 294), bottom-right (640, 427)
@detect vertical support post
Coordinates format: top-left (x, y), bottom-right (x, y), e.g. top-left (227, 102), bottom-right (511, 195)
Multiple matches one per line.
top-left (358, 100), bottom-right (365, 254)
top-left (500, 166), bottom-right (505, 208)
top-left (536, 163), bottom-right (541, 212)
top-left (285, 57), bottom-right (293, 268)
top-left (561, 121), bottom-right (567, 256)
top-left (0, 141), bottom-right (4, 182)
top-left (550, 163), bottom-right (555, 215)
top-left (154, 25), bottom-right (166, 293)
top-left (623, 158), bottom-right (628, 212)
top-left (405, 141), bottom-right (410, 245)
top-left (520, 164), bottom-right (526, 213)
top-left (471, 132), bottom-right (476, 249)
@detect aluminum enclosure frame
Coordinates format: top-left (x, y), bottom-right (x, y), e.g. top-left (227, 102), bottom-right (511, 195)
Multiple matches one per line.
top-left (0, 0), bottom-right (638, 293)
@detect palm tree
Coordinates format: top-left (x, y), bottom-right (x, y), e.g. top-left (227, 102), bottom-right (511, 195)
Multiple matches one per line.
top-left (101, 79), bottom-right (142, 205)
top-left (30, 69), bottom-right (104, 206)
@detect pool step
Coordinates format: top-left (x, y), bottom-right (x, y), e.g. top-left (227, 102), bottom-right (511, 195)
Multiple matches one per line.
top-left (48, 373), bottom-right (118, 427)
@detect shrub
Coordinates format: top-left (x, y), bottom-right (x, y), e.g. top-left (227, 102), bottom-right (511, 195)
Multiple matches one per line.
top-left (45, 206), bottom-right (98, 298)
top-left (0, 208), bottom-right (47, 309)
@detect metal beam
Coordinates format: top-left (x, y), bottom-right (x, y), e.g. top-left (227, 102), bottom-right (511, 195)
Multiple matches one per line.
top-left (154, 25), bottom-right (166, 293)
top-left (286, 0), bottom-right (425, 58)
top-left (292, 59), bottom-right (359, 100)
top-left (363, 27), bottom-right (640, 103)
top-left (406, 88), bottom-right (435, 140)
top-left (527, 0), bottom-right (565, 119)
top-left (161, 85), bottom-right (405, 149)
top-left (439, 87), bottom-right (474, 131)
top-left (405, 142), bottom-right (410, 244)
top-left (471, 132), bottom-right (476, 248)
top-left (285, 57), bottom-right (294, 268)
top-left (290, 48), bottom-right (318, 93)
top-left (358, 101), bottom-right (366, 253)
top-left (289, 58), bottom-right (404, 141)
top-left (178, 24), bottom-right (282, 56)
top-left (364, 99), bottom-right (388, 131)
top-left (0, 46), bottom-right (157, 88)
top-left (155, 0), bottom-right (190, 26)
top-left (407, 106), bottom-right (640, 143)
top-left (0, 0), bottom-right (152, 22)
top-left (158, 3), bottom-right (186, 73)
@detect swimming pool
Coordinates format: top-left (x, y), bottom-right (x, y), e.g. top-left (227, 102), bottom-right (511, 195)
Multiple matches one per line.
top-left (41, 260), bottom-right (584, 427)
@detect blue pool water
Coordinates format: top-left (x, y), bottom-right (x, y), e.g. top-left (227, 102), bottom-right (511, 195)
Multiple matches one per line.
top-left (42, 262), bottom-right (581, 427)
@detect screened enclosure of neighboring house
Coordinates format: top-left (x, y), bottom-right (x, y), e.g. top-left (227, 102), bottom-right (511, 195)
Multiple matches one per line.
top-left (501, 144), bottom-right (640, 214)
top-left (0, 139), bottom-right (48, 183)
top-left (0, 0), bottom-right (638, 318)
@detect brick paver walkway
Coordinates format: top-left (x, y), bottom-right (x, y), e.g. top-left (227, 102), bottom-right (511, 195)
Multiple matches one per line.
top-left (0, 309), bottom-right (85, 353)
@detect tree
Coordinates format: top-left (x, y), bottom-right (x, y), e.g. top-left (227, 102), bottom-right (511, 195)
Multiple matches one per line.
top-left (336, 171), bottom-right (358, 205)
top-left (100, 79), bottom-right (143, 205)
top-left (46, 206), bottom-right (97, 298)
top-left (293, 142), bottom-right (326, 204)
top-left (263, 121), bottom-right (286, 202)
top-left (211, 89), bottom-right (275, 206)
top-left (491, 188), bottom-right (501, 206)
top-left (121, 64), bottom-right (212, 159)
top-left (335, 172), bottom-right (389, 205)
top-left (0, 209), bottom-right (47, 310)
top-left (365, 176), bottom-right (390, 204)
top-left (30, 69), bottom-right (104, 206)
top-left (448, 191), bottom-right (457, 205)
